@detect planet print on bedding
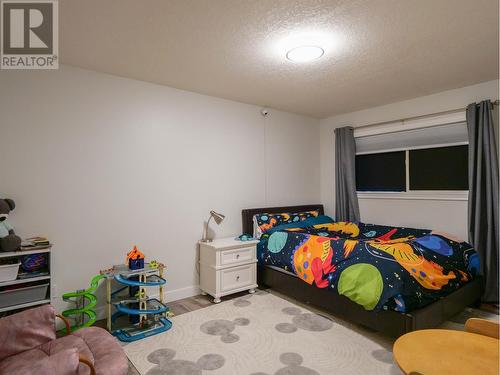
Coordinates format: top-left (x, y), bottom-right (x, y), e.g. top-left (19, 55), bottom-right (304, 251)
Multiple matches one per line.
top-left (258, 216), bottom-right (479, 312)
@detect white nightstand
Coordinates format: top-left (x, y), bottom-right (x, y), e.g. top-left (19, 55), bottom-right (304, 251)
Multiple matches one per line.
top-left (199, 237), bottom-right (259, 303)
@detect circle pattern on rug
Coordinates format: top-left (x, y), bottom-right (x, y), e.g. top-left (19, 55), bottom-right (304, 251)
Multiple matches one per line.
top-left (250, 352), bottom-right (320, 375)
top-left (200, 318), bottom-right (249, 343)
top-left (196, 354), bottom-right (225, 370)
top-left (146, 348), bottom-right (225, 374)
top-left (282, 307), bottom-right (301, 316)
top-left (275, 307), bottom-right (333, 333)
top-left (147, 348), bottom-right (176, 364)
top-left (275, 322), bottom-right (298, 333)
top-left (280, 352), bottom-right (303, 366)
top-left (292, 313), bottom-right (333, 331)
top-left (234, 298), bottom-right (251, 307)
top-left (371, 349), bottom-right (394, 364)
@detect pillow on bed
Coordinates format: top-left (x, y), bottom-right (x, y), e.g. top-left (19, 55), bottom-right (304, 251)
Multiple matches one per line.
top-left (253, 210), bottom-right (320, 238)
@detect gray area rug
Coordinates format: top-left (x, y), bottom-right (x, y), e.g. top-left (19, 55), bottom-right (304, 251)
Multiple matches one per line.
top-left (124, 291), bottom-right (498, 375)
top-left (125, 292), bottom-right (393, 374)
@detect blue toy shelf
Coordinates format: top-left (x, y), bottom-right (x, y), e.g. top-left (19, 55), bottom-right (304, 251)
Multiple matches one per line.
top-left (112, 317), bottom-right (172, 342)
top-left (101, 262), bottom-right (172, 342)
top-left (114, 273), bottom-right (166, 286)
top-left (115, 298), bottom-right (168, 315)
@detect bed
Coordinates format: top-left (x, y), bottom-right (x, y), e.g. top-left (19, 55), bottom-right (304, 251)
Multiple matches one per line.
top-left (242, 204), bottom-right (481, 337)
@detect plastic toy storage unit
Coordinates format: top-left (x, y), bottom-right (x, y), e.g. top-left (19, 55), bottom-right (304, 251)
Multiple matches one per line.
top-left (102, 262), bottom-right (172, 342)
top-left (0, 247), bottom-right (51, 315)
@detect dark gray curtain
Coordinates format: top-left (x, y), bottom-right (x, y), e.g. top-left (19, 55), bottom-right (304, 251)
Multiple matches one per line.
top-left (335, 127), bottom-right (360, 222)
top-left (466, 101), bottom-right (499, 303)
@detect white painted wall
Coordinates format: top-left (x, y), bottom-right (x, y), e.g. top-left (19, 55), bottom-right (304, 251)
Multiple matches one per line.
top-left (0, 65), bottom-right (320, 313)
top-left (320, 80), bottom-right (499, 240)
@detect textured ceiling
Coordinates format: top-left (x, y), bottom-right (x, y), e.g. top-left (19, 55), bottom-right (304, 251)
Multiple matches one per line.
top-left (60, 0), bottom-right (499, 118)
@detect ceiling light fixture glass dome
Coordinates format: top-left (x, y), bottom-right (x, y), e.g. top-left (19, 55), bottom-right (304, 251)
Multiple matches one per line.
top-left (286, 45), bottom-right (324, 62)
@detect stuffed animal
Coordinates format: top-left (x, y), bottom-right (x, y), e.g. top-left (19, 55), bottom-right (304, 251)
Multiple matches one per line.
top-left (0, 199), bottom-right (21, 252)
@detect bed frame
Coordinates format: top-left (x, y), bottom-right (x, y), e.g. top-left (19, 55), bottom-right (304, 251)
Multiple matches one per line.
top-left (242, 204), bottom-right (482, 337)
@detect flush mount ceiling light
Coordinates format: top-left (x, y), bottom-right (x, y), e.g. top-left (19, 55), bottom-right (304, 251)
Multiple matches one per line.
top-left (269, 30), bottom-right (339, 63)
top-left (286, 45), bottom-right (324, 62)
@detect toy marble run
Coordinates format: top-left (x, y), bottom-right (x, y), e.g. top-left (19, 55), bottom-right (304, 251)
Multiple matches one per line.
top-left (61, 274), bottom-right (105, 331)
top-left (61, 246), bottom-right (172, 342)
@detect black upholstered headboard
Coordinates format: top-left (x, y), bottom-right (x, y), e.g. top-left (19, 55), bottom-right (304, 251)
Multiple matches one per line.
top-left (241, 204), bottom-right (324, 235)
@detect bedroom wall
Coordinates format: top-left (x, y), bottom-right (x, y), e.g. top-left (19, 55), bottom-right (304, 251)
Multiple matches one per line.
top-left (320, 80), bottom-right (499, 240)
top-left (0, 65), bottom-right (320, 313)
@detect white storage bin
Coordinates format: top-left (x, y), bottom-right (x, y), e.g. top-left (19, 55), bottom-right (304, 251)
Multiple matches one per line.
top-left (0, 262), bottom-right (20, 282)
top-left (0, 283), bottom-right (48, 308)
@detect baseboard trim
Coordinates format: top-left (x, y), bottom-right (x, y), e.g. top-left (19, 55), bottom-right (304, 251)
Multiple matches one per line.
top-left (164, 285), bottom-right (201, 302)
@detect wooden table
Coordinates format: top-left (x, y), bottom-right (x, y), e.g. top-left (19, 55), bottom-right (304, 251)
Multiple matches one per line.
top-left (393, 329), bottom-right (499, 375)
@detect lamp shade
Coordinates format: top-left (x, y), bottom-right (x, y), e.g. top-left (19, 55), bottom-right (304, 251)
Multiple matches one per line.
top-left (210, 210), bottom-right (225, 225)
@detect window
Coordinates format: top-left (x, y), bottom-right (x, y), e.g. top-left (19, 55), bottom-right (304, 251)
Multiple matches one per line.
top-left (356, 151), bottom-right (406, 191)
top-left (409, 145), bottom-right (468, 190)
top-left (353, 118), bottom-right (469, 199)
top-left (354, 111), bottom-right (468, 200)
top-left (355, 145), bottom-right (468, 194)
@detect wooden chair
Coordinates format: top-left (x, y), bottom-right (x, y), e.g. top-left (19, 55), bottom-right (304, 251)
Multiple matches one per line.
top-left (465, 318), bottom-right (499, 339)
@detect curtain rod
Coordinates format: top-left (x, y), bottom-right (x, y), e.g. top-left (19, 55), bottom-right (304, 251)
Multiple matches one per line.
top-left (353, 99), bottom-right (499, 131)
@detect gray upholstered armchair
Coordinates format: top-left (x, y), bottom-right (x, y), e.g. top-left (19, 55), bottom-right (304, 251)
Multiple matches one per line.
top-left (0, 304), bottom-right (128, 375)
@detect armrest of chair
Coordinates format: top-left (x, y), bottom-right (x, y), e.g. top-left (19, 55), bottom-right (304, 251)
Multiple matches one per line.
top-left (465, 318), bottom-right (499, 339)
top-left (0, 304), bottom-right (57, 361)
top-left (56, 313), bottom-right (72, 335)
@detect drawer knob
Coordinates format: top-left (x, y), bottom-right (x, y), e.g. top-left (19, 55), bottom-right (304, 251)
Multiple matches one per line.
top-left (236, 254), bottom-right (240, 258)
top-left (236, 275), bottom-right (240, 281)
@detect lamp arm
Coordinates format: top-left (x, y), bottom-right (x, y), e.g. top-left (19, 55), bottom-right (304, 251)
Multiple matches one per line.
top-left (203, 215), bottom-right (214, 242)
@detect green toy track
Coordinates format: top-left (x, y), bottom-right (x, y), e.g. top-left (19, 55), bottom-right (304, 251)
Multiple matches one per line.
top-left (61, 274), bottom-right (105, 332)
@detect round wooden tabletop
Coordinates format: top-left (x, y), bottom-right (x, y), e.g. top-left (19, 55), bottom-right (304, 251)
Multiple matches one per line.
top-left (393, 329), bottom-right (499, 375)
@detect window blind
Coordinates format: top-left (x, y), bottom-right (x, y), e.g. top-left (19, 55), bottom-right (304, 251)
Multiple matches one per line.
top-left (355, 122), bottom-right (468, 154)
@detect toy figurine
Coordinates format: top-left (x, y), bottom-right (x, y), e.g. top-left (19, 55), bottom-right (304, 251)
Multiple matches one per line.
top-left (126, 246), bottom-right (145, 270)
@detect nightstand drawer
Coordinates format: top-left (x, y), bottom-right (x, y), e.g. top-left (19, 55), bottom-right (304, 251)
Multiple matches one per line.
top-left (220, 264), bottom-right (255, 292)
top-left (219, 246), bottom-right (255, 266)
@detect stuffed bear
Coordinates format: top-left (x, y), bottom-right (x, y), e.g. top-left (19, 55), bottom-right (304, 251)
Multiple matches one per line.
top-left (0, 199), bottom-right (22, 252)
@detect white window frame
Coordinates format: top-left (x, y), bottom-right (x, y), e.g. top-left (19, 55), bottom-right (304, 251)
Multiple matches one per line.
top-left (354, 111), bottom-right (469, 201)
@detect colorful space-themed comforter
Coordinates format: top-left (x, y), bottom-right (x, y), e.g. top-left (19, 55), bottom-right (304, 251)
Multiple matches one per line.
top-left (257, 216), bottom-right (479, 312)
